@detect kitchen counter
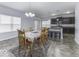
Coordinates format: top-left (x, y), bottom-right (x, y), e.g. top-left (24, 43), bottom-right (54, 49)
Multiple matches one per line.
top-left (51, 24), bottom-right (75, 28)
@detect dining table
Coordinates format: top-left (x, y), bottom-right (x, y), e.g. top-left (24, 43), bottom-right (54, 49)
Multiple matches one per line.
top-left (25, 30), bottom-right (41, 42)
top-left (25, 30), bottom-right (41, 56)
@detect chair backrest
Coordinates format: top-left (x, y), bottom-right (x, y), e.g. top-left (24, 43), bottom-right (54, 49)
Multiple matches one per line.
top-left (41, 27), bottom-right (48, 36)
top-left (39, 31), bottom-right (45, 45)
top-left (41, 28), bottom-right (48, 44)
top-left (17, 30), bottom-right (26, 48)
top-left (45, 28), bottom-right (48, 35)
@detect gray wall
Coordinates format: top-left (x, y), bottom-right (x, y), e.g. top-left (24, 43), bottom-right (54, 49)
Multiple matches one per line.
top-left (0, 4), bottom-right (75, 41)
top-left (0, 5), bottom-right (40, 41)
top-left (21, 15), bottom-right (35, 31)
top-left (21, 15), bottom-right (42, 31)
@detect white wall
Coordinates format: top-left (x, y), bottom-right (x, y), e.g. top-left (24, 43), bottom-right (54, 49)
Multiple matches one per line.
top-left (0, 5), bottom-right (24, 41)
top-left (75, 3), bottom-right (79, 44)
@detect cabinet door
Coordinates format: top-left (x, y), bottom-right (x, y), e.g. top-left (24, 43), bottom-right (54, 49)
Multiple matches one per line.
top-left (69, 17), bottom-right (75, 24)
top-left (63, 27), bottom-right (75, 34)
top-left (51, 18), bottom-right (57, 24)
top-left (62, 17), bottom-right (75, 24)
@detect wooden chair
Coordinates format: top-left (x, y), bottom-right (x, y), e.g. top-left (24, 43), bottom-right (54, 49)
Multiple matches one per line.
top-left (44, 28), bottom-right (48, 41)
top-left (17, 30), bottom-right (26, 56)
top-left (41, 28), bottom-right (48, 45)
top-left (40, 32), bottom-right (45, 46)
top-left (37, 29), bottom-right (47, 46)
top-left (17, 30), bottom-right (32, 56)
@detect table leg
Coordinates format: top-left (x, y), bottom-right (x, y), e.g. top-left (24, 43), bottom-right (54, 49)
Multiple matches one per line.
top-left (48, 31), bottom-right (51, 40)
top-left (61, 29), bottom-right (63, 43)
top-left (57, 32), bottom-right (60, 40)
top-left (53, 32), bottom-right (54, 40)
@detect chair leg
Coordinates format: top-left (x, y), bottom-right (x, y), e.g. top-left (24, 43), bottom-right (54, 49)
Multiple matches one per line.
top-left (22, 48), bottom-right (26, 57)
top-left (28, 44), bottom-right (33, 57)
top-left (18, 46), bottom-right (20, 56)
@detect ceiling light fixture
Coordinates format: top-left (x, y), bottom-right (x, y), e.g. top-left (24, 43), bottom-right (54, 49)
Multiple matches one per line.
top-left (25, 2), bottom-right (35, 17)
top-left (65, 11), bottom-right (71, 14)
top-left (51, 13), bottom-right (57, 16)
top-left (25, 12), bottom-right (35, 17)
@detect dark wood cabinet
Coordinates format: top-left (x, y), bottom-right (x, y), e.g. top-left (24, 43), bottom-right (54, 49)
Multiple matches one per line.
top-left (62, 17), bottom-right (75, 24)
top-left (63, 27), bottom-right (75, 34)
top-left (51, 18), bottom-right (57, 24)
top-left (51, 17), bottom-right (75, 24)
top-left (51, 17), bottom-right (75, 34)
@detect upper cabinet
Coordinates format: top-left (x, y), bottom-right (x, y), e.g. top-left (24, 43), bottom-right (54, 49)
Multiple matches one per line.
top-left (51, 17), bottom-right (75, 34)
top-left (62, 17), bottom-right (75, 24)
top-left (51, 17), bottom-right (75, 24)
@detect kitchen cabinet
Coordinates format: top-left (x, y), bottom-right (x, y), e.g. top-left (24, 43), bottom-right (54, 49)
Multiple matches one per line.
top-left (51, 17), bottom-right (75, 34)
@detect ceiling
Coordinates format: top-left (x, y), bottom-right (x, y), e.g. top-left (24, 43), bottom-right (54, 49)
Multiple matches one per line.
top-left (0, 2), bottom-right (76, 19)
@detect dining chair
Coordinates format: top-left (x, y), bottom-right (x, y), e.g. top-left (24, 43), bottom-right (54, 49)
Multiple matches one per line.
top-left (43, 28), bottom-right (48, 45)
top-left (38, 28), bottom-right (48, 46)
top-left (35, 30), bottom-right (44, 47)
top-left (17, 30), bottom-right (32, 56)
top-left (44, 28), bottom-right (48, 43)
top-left (17, 30), bottom-right (26, 56)
top-left (49, 27), bottom-right (63, 41)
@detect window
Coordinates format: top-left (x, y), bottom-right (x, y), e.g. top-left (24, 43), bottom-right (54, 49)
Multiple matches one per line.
top-left (42, 20), bottom-right (50, 28)
top-left (34, 20), bottom-right (38, 30)
top-left (12, 17), bottom-right (21, 24)
top-left (34, 20), bottom-right (42, 30)
top-left (0, 14), bottom-right (21, 33)
top-left (0, 15), bottom-right (11, 24)
top-left (12, 17), bottom-right (21, 31)
top-left (0, 25), bottom-right (11, 33)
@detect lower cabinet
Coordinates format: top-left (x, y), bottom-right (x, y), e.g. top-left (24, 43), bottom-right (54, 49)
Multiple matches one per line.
top-left (63, 27), bottom-right (75, 34)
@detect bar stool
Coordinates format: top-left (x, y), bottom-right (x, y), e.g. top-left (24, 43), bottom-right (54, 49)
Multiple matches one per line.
top-left (48, 27), bottom-right (63, 41)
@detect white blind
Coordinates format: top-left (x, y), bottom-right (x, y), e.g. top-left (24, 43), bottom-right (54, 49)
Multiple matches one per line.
top-left (12, 17), bottom-right (21, 25)
top-left (12, 17), bottom-right (21, 31)
top-left (42, 20), bottom-right (50, 28)
top-left (0, 25), bottom-right (11, 33)
top-left (0, 15), bottom-right (11, 24)
top-left (0, 14), bottom-right (21, 33)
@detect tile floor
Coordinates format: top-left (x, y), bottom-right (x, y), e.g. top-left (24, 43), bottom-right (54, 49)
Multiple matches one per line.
top-left (0, 34), bottom-right (79, 57)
